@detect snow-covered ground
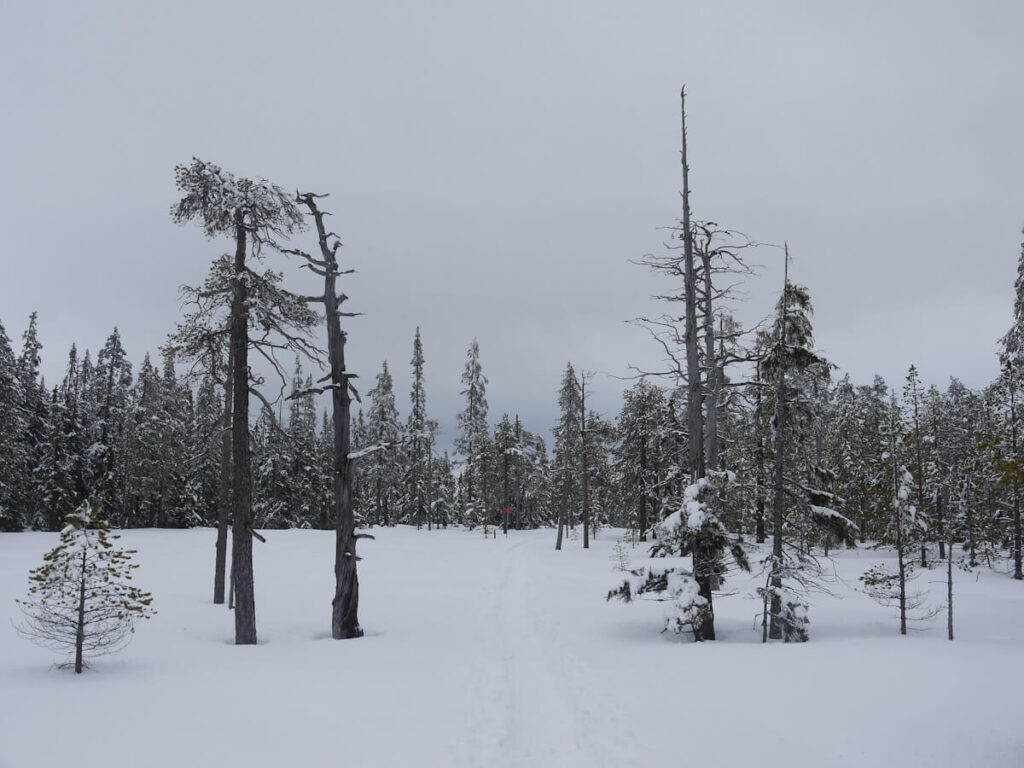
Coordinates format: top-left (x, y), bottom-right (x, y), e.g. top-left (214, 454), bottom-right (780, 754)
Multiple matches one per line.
top-left (2, 526), bottom-right (1023, 768)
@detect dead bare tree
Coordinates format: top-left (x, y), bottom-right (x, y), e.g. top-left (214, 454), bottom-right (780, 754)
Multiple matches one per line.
top-left (627, 89), bottom-right (758, 640)
top-left (285, 191), bottom-right (374, 640)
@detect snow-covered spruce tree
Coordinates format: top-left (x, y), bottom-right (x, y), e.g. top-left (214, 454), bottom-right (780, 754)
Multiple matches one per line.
top-left (613, 380), bottom-right (668, 541)
top-left (0, 318), bottom-right (25, 531)
top-left (13, 312), bottom-right (49, 530)
top-left (186, 373), bottom-right (222, 527)
top-left (492, 413), bottom-right (518, 533)
top-left (406, 327), bottom-right (438, 529)
top-left (16, 501), bottom-right (154, 673)
top-left (761, 263), bottom-right (848, 642)
top-left (287, 364), bottom-right (320, 529)
top-left (997, 232), bottom-right (1024, 577)
top-left (252, 404), bottom-right (292, 529)
top-left (128, 353), bottom-right (191, 528)
top-left (365, 361), bottom-right (402, 527)
top-left (903, 365), bottom-right (934, 566)
top-left (859, 396), bottom-right (933, 635)
top-left (37, 345), bottom-right (90, 531)
top-left (607, 472), bottom-right (749, 638)
top-left (583, 409), bottom-right (615, 537)
top-left (944, 379), bottom-right (988, 566)
top-left (84, 328), bottom-right (133, 522)
top-left (553, 362), bottom-right (582, 549)
top-left (456, 339), bottom-right (489, 527)
top-left (988, 356), bottom-right (1024, 578)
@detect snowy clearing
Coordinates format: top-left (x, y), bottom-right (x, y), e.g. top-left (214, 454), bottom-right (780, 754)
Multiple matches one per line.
top-left (2, 527), bottom-right (1023, 768)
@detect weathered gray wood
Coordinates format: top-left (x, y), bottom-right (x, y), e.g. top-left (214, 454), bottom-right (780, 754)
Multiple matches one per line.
top-left (293, 193), bottom-right (366, 639)
top-left (680, 87), bottom-right (714, 641)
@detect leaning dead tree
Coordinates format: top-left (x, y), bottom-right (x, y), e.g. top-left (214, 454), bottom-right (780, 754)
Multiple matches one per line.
top-left (285, 192), bottom-right (373, 640)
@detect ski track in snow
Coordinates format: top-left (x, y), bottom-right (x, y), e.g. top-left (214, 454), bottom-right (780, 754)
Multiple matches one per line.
top-left (460, 536), bottom-right (646, 768)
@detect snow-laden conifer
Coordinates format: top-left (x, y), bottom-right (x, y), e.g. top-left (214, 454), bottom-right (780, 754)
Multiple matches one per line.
top-left (16, 501), bottom-right (155, 672)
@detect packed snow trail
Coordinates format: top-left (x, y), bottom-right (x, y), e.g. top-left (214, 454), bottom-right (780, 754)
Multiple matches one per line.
top-left (457, 537), bottom-right (648, 767)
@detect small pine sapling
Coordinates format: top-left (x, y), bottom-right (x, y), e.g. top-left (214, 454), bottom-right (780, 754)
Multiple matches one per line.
top-left (16, 502), bottom-right (155, 673)
top-left (859, 468), bottom-right (937, 633)
top-left (610, 537), bottom-right (632, 572)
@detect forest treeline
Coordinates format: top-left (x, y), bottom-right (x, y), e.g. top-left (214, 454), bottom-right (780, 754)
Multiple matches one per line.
top-left (1, 300), bottom-right (1021, 572)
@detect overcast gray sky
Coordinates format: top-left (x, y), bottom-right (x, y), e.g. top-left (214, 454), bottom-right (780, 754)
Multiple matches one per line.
top-left (2, 1), bottom-right (1022, 447)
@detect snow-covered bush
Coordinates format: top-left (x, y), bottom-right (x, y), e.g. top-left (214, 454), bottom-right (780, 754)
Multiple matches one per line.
top-left (606, 566), bottom-right (710, 637)
top-left (608, 473), bottom-right (747, 640)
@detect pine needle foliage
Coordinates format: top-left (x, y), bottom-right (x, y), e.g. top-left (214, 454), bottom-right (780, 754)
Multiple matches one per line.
top-left (16, 501), bottom-right (155, 672)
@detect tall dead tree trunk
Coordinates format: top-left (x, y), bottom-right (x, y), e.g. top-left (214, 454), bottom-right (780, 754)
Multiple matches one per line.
top-left (230, 210), bottom-right (257, 645)
top-left (292, 193), bottom-right (372, 639)
top-left (680, 87), bottom-right (714, 641)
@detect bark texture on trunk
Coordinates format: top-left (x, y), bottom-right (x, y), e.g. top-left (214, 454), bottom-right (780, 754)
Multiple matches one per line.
top-left (581, 375), bottom-right (590, 549)
top-left (214, 347), bottom-right (233, 605)
top-left (639, 437), bottom-right (648, 542)
top-left (293, 194), bottom-right (368, 640)
top-left (230, 211), bottom-right (257, 645)
top-left (75, 549), bottom-right (87, 673)
top-left (768, 260), bottom-right (789, 641)
top-left (680, 88), bottom-right (713, 641)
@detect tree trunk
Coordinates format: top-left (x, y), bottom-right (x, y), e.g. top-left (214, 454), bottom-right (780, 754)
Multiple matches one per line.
top-left (502, 439), bottom-right (509, 536)
top-left (555, 482), bottom-right (566, 550)
top-left (581, 375), bottom-right (590, 549)
top-left (639, 436), bottom-right (648, 542)
top-left (230, 210), bottom-right (257, 645)
top-left (947, 534), bottom-right (954, 641)
top-left (893, 429), bottom-right (908, 636)
top-left (427, 450), bottom-right (433, 532)
top-left (292, 195), bottom-right (367, 640)
top-left (1010, 377), bottom-right (1022, 579)
top-left (755, 360), bottom-right (766, 544)
top-left (75, 549), bottom-right (87, 673)
top-left (911, 385), bottom-right (928, 568)
top-left (214, 346), bottom-right (233, 605)
top-left (768, 258), bottom-right (789, 641)
top-left (680, 87), bottom-right (713, 641)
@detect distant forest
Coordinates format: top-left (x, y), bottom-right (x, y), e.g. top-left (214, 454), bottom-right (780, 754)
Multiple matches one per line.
top-left (3, 238), bottom-right (1023, 570)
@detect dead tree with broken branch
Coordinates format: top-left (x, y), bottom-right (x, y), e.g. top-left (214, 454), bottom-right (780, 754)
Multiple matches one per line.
top-left (284, 191), bottom-right (374, 640)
